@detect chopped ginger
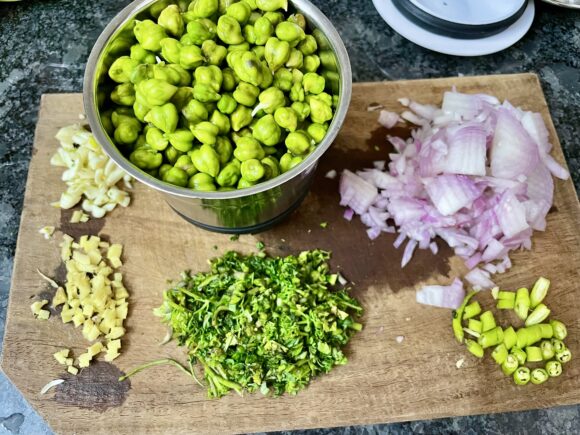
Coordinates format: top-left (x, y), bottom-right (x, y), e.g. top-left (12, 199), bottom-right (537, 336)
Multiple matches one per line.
top-left (53, 349), bottom-right (70, 365)
top-left (67, 366), bottom-right (79, 375)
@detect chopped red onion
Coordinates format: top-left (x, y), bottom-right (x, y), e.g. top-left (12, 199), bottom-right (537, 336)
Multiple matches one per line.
top-left (339, 89), bottom-right (570, 306)
top-left (325, 169), bottom-right (337, 179)
top-left (378, 110), bottom-right (401, 129)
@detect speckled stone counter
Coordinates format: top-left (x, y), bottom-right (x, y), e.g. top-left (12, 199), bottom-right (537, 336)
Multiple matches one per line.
top-left (0, 1), bottom-right (578, 433)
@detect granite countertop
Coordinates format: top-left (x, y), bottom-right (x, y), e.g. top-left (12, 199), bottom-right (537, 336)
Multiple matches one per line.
top-left (1, 0), bottom-right (579, 433)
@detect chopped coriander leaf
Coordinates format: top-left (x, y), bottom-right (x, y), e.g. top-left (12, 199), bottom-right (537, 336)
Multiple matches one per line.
top-left (230, 235), bottom-right (239, 241)
top-left (155, 250), bottom-right (363, 398)
top-left (320, 222), bottom-right (328, 228)
top-left (256, 241), bottom-right (265, 250)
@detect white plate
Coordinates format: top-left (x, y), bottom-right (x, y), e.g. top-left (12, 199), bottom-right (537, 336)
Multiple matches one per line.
top-left (372, 0), bottom-right (535, 56)
top-left (409, 0), bottom-right (527, 26)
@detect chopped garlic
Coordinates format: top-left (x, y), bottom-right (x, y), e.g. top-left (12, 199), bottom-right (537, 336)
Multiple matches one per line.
top-left (50, 125), bottom-right (132, 218)
top-left (39, 226), bottom-right (55, 239)
top-left (395, 335), bottom-right (404, 344)
top-left (70, 210), bottom-right (89, 223)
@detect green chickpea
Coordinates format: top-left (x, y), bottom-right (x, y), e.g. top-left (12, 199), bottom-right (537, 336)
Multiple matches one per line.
top-left (306, 123), bottom-right (327, 143)
top-left (134, 19), bottom-right (168, 52)
top-left (233, 82), bottom-right (260, 107)
top-left (191, 121), bottom-right (220, 145)
top-left (164, 64), bottom-right (191, 87)
top-left (279, 152), bottom-right (292, 173)
top-left (188, 0), bottom-right (219, 18)
top-left (193, 83), bottom-right (221, 102)
top-left (259, 61), bottom-right (274, 88)
top-left (275, 21), bottom-right (305, 45)
top-left (228, 42), bottom-right (251, 53)
top-left (303, 72), bottom-right (325, 95)
top-left (167, 129), bottom-right (196, 152)
top-left (158, 4), bottom-right (185, 37)
top-left (237, 177), bottom-right (257, 189)
top-left (179, 44), bottom-right (204, 69)
top-left (144, 103), bottom-right (179, 133)
top-left (332, 94), bottom-right (340, 108)
top-left (150, 0), bottom-right (175, 18)
top-left (133, 100), bottom-right (151, 123)
top-left (114, 119), bottom-right (141, 145)
top-left (135, 78), bottom-right (178, 106)
top-left (182, 98), bottom-right (209, 123)
top-left (130, 44), bottom-right (156, 64)
top-left (218, 0), bottom-right (238, 14)
top-left (159, 163), bottom-right (173, 179)
top-left (292, 68), bottom-right (304, 83)
top-left (215, 136), bottom-right (234, 165)
top-left (162, 166), bottom-right (189, 187)
top-left (298, 34), bottom-right (317, 55)
top-left (217, 93), bottom-right (238, 114)
top-left (309, 96), bottom-right (333, 123)
top-left (303, 54), bottom-right (320, 73)
top-left (130, 64), bottom-right (153, 85)
top-left (222, 68), bottom-right (237, 91)
top-left (285, 48), bottom-right (303, 68)
top-left (263, 11), bottom-right (284, 25)
top-left (174, 154), bottom-right (198, 176)
top-left (195, 65), bottom-right (223, 92)
top-left (188, 172), bottom-right (217, 191)
top-left (248, 10), bottom-right (262, 24)
top-left (217, 15), bottom-right (244, 45)
top-left (263, 145), bottom-right (277, 155)
top-left (146, 127), bottom-right (169, 151)
top-left (240, 158), bottom-right (265, 182)
top-left (285, 130), bottom-right (311, 155)
top-left (254, 16), bottom-right (274, 45)
top-left (111, 108), bottom-right (136, 127)
top-left (130, 148), bottom-right (163, 170)
top-left (216, 159), bottom-right (241, 187)
top-left (291, 101), bottom-right (310, 121)
top-left (201, 40), bottom-right (228, 66)
top-left (244, 25), bottom-right (257, 44)
top-left (289, 82), bottom-right (304, 102)
top-left (252, 45), bottom-right (266, 60)
top-left (273, 68), bottom-right (293, 91)
top-left (254, 87), bottom-right (285, 114)
top-left (210, 110), bottom-right (231, 135)
top-left (232, 127), bottom-right (253, 144)
top-left (288, 13), bottom-right (307, 30)
top-left (108, 56), bottom-right (139, 83)
top-left (261, 156), bottom-right (280, 180)
top-left (274, 107), bottom-right (298, 131)
top-left (251, 114), bottom-right (281, 146)
top-left (232, 51), bottom-right (263, 86)
top-left (264, 37), bottom-right (290, 71)
top-left (227, 1), bottom-right (252, 24)
top-left (230, 105), bottom-right (254, 131)
top-left (256, 0), bottom-right (288, 13)
top-left (101, 109), bottom-right (114, 136)
top-left (171, 86), bottom-right (193, 111)
top-left (111, 83), bottom-right (136, 106)
top-left (233, 137), bottom-right (265, 161)
top-left (191, 144), bottom-right (221, 177)
top-left (165, 146), bottom-right (184, 165)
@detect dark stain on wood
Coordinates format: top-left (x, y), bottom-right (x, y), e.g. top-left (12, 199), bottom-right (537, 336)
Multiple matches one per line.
top-left (54, 361), bottom-right (130, 412)
top-left (261, 127), bottom-right (452, 293)
top-left (59, 208), bottom-right (106, 239)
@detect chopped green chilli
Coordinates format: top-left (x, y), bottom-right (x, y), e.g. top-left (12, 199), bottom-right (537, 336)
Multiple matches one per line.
top-left (452, 277), bottom-right (572, 387)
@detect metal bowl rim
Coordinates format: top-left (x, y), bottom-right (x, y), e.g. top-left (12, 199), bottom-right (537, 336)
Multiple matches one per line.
top-left (83, 0), bottom-right (352, 200)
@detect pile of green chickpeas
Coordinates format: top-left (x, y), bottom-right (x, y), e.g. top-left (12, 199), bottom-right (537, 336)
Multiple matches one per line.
top-left (102, 0), bottom-right (339, 191)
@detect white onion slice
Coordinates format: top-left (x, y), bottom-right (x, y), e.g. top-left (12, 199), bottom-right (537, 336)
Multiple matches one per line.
top-left (416, 278), bottom-right (465, 309)
top-left (40, 379), bottom-right (64, 395)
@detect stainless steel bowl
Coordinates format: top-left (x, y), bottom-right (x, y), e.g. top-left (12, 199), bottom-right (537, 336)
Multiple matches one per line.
top-left (84, 0), bottom-right (351, 233)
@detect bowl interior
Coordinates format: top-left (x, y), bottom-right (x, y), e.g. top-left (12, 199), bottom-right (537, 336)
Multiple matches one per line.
top-left (85, 0), bottom-right (352, 200)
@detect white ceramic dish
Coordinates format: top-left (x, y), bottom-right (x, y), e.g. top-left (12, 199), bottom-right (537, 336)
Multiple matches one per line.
top-left (409, 0), bottom-right (527, 25)
top-left (372, 0), bottom-right (535, 56)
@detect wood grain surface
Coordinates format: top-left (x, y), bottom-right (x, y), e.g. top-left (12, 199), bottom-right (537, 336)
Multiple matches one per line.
top-left (2, 74), bottom-right (579, 434)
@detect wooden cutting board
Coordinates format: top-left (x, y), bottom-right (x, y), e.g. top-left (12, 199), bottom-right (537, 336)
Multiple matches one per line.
top-left (2, 73), bottom-right (579, 435)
